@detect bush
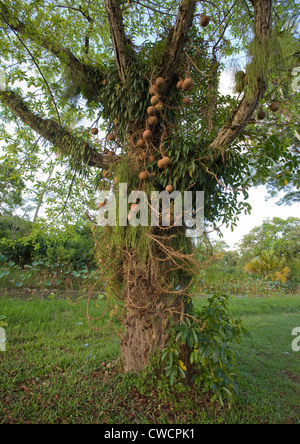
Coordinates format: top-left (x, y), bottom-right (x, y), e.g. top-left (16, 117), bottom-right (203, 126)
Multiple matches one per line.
top-left (162, 293), bottom-right (251, 404)
top-left (0, 217), bottom-right (96, 269)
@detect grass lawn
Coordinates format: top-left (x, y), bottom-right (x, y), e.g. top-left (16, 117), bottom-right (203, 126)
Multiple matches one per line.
top-left (0, 293), bottom-right (299, 424)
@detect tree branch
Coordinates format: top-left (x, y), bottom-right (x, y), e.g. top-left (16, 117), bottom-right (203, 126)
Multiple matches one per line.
top-left (1, 15), bottom-right (62, 128)
top-left (0, 2), bottom-right (79, 68)
top-left (160, 0), bottom-right (197, 90)
top-left (52, 4), bottom-right (95, 23)
top-left (104, 0), bottom-right (134, 82)
top-left (0, 89), bottom-right (104, 169)
top-left (210, 0), bottom-right (273, 150)
top-left (0, 1), bottom-right (104, 89)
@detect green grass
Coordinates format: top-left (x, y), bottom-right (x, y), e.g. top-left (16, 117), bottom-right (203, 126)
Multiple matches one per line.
top-left (0, 294), bottom-right (299, 424)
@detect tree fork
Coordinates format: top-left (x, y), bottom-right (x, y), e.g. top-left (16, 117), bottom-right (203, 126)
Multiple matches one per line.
top-left (104, 0), bottom-right (135, 82)
top-left (160, 0), bottom-right (197, 91)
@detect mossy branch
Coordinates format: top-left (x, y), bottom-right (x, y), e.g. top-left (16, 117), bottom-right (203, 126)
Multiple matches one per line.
top-left (210, 0), bottom-right (273, 150)
top-left (0, 89), bottom-right (104, 169)
top-left (0, 1), bottom-right (105, 92)
top-left (160, 0), bottom-right (197, 91)
top-left (104, 0), bottom-right (135, 82)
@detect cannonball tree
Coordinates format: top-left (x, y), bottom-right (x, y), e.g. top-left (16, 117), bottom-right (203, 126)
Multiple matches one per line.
top-left (0, 0), bottom-right (299, 397)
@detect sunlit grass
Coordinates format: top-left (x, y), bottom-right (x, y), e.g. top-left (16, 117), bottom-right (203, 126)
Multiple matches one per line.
top-left (0, 294), bottom-right (299, 424)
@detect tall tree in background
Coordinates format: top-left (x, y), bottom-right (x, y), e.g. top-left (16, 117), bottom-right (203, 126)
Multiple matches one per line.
top-left (0, 0), bottom-right (299, 374)
top-left (239, 217), bottom-right (300, 261)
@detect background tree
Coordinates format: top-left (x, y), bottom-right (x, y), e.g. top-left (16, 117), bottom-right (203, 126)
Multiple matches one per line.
top-left (0, 0), bottom-right (299, 377)
top-left (244, 250), bottom-right (290, 284)
top-left (239, 216), bottom-right (300, 285)
top-left (238, 217), bottom-right (300, 261)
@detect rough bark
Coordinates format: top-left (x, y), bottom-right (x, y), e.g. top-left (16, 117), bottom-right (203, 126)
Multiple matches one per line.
top-left (160, 0), bottom-right (197, 91)
top-left (207, 52), bottom-right (219, 136)
top-left (210, 0), bottom-right (272, 150)
top-left (121, 256), bottom-right (185, 373)
top-left (0, 89), bottom-right (104, 168)
top-left (122, 293), bottom-right (183, 373)
top-left (104, 0), bottom-right (134, 82)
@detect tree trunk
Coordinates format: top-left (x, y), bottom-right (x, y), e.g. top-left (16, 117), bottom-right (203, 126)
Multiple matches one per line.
top-left (121, 255), bottom-right (185, 373)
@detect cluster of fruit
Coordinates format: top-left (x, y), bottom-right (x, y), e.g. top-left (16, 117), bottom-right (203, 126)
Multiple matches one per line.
top-left (135, 77), bottom-right (172, 185)
top-left (137, 75), bottom-right (194, 185)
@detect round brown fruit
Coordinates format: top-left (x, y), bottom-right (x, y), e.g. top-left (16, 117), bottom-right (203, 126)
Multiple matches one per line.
top-left (165, 185), bottom-right (174, 193)
top-left (148, 155), bottom-right (155, 163)
top-left (158, 159), bottom-right (166, 169)
top-left (147, 106), bottom-right (156, 116)
top-left (258, 111), bottom-right (266, 120)
top-left (143, 129), bottom-right (153, 140)
top-left (200, 15), bottom-right (210, 27)
top-left (270, 102), bottom-right (280, 112)
top-left (183, 97), bottom-right (191, 105)
top-left (162, 156), bottom-right (171, 166)
top-left (139, 171), bottom-right (149, 181)
top-left (150, 95), bottom-right (160, 106)
top-left (138, 152), bottom-right (147, 160)
top-left (148, 116), bottom-right (158, 126)
top-left (102, 79), bottom-right (108, 86)
top-left (107, 133), bottom-right (115, 141)
top-left (149, 84), bottom-right (159, 95)
top-left (155, 77), bottom-right (165, 87)
top-left (177, 80), bottom-right (183, 89)
top-left (182, 78), bottom-right (193, 91)
top-left (91, 128), bottom-right (99, 135)
top-left (137, 139), bottom-right (145, 148)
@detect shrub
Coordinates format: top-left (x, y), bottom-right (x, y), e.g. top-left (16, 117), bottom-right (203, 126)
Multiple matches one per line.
top-left (162, 293), bottom-right (251, 404)
top-left (244, 250), bottom-right (290, 283)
